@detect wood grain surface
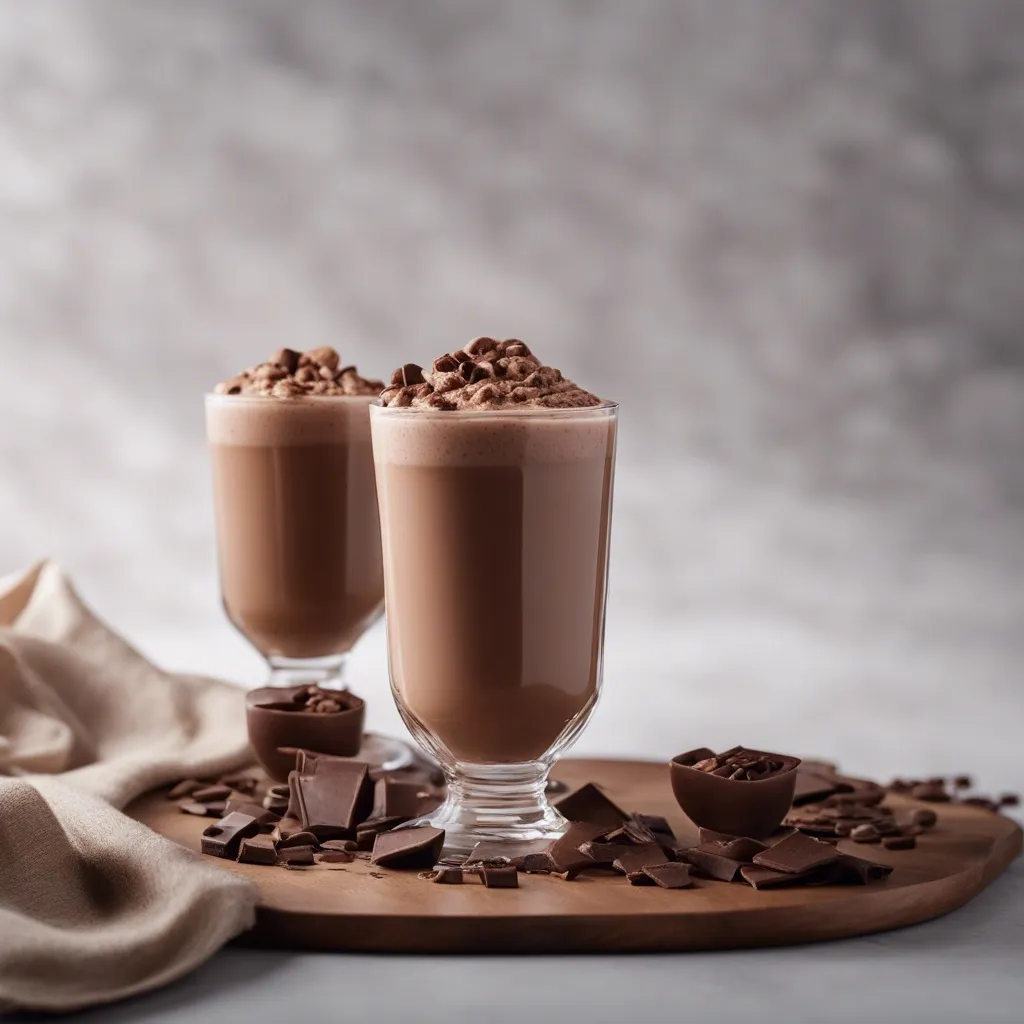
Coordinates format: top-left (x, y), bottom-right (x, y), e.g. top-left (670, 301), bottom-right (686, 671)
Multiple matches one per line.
top-left (127, 758), bottom-right (1022, 952)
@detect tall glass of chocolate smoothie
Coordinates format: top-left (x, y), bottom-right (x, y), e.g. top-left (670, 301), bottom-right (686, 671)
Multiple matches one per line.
top-left (206, 346), bottom-right (409, 768)
top-left (371, 339), bottom-right (617, 859)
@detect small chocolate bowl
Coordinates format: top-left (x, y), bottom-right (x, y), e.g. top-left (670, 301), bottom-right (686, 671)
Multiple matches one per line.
top-left (245, 686), bottom-right (365, 783)
top-left (669, 746), bottom-right (801, 838)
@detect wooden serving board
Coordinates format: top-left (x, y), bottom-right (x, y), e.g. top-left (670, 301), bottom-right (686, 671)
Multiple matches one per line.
top-left (128, 758), bottom-right (1021, 953)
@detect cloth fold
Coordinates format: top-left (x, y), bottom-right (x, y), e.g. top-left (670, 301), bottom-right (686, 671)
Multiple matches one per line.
top-left (0, 562), bottom-right (258, 1013)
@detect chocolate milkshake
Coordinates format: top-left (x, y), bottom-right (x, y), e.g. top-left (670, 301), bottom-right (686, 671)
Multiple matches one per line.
top-left (206, 347), bottom-right (385, 659)
top-left (371, 339), bottom-right (616, 855)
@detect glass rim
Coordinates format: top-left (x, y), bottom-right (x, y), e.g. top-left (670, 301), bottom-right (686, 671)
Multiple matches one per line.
top-left (369, 399), bottom-right (618, 419)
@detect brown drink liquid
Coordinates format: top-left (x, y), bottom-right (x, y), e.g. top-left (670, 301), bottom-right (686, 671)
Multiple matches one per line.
top-left (372, 410), bottom-right (616, 764)
top-left (207, 396), bottom-right (384, 658)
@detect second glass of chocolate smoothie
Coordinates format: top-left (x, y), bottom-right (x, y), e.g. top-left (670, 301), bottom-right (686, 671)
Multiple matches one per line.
top-left (206, 346), bottom-right (410, 769)
top-left (371, 339), bottom-right (617, 860)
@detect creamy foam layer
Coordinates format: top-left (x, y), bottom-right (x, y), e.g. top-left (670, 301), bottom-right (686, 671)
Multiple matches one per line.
top-left (370, 407), bottom-right (617, 466)
top-left (206, 395), bottom-right (374, 446)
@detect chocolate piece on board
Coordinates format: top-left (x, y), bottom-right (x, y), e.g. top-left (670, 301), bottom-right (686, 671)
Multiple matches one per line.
top-left (516, 853), bottom-right (556, 873)
top-left (612, 843), bottom-right (671, 876)
top-left (578, 841), bottom-right (625, 866)
top-left (712, 837), bottom-right (768, 863)
top-left (237, 834), bottom-right (278, 865)
top-left (374, 778), bottom-right (440, 819)
top-left (192, 785), bottom-right (232, 803)
top-left (684, 847), bottom-right (747, 882)
top-left (828, 853), bottom-right (894, 885)
top-left (288, 758), bottom-right (374, 840)
top-left (791, 768), bottom-right (842, 806)
top-left (201, 812), bottom-right (259, 859)
top-left (604, 819), bottom-right (659, 846)
top-left (464, 840), bottom-right (550, 867)
top-left (224, 800), bottom-right (280, 827)
top-left (741, 865), bottom-right (823, 889)
top-left (638, 862), bottom-right (693, 888)
top-left (633, 813), bottom-right (675, 837)
top-left (481, 865), bottom-right (519, 888)
top-left (427, 867), bottom-right (465, 884)
top-left (548, 822), bottom-right (609, 872)
top-left (278, 830), bottom-right (318, 849)
top-left (315, 851), bottom-right (355, 864)
top-left (277, 845), bottom-right (315, 866)
top-left (554, 783), bottom-right (629, 828)
top-left (167, 779), bottom-right (203, 800)
top-left (752, 831), bottom-right (839, 874)
top-left (370, 826), bottom-right (445, 869)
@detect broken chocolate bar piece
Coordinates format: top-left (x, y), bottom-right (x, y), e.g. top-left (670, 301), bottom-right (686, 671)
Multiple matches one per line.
top-left (710, 837), bottom-right (768, 863)
top-left (237, 834), bottom-right (278, 865)
top-left (635, 862), bottom-right (692, 889)
top-left (752, 831), bottom-right (839, 874)
top-left (578, 841), bottom-right (624, 866)
top-left (224, 800), bottom-right (281, 827)
top-left (481, 865), bottom-right (519, 888)
top-left (277, 830), bottom-right (318, 849)
top-left (740, 864), bottom-right (824, 889)
top-left (192, 785), bottom-right (232, 803)
top-left (315, 851), bottom-right (355, 864)
top-left (828, 853), bottom-right (894, 885)
top-left (167, 779), bottom-right (203, 800)
top-left (604, 819), bottom-right (660, 846)
top-left (370, 826), bottom-right (445, 869)
top-left (277, 845), bottom-right (315, 866)
top-left (554, 783), bottom-right (628, 828)
top-left (425, 867), bottom-right (464, 884)
top-left (548, 822), bottom-right (609, 873)
top-left (516, 853), bottom-right (555, 873)
top-left (612, 843), bottom-right (671, 876)
top-left (288, 758), bottom-right (374, 840)
top-left (633, 813), bottom-right (675, 837)
top-left (684, 846), bottom-right (746, 882)
top-left (373, 778), bottom-right (439, 820)
top-left (882, 835), bottom-right (916, 850)
top-left (201, 812), bottom-right (260, 859)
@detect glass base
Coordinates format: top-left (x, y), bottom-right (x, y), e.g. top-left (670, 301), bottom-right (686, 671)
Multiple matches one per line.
top-left (408, 760), bottom-right (568, 864)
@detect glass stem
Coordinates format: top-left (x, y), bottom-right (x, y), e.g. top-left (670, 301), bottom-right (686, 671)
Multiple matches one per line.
top-left (267, 653), bottom-right (349, 691)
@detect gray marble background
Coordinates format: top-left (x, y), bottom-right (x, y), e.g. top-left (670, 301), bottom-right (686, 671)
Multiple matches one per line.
top-left (1, 0), bottom-right (1022, 791)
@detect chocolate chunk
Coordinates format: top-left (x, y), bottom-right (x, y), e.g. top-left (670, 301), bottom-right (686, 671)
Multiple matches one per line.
top-left (237, 834), bottom-right (278, 865)
top-left (752, 831), bottom-right (839, 874)
top-left (167, 779), bottom-right (203, 800)
top-left (791, 768), bottom-right (842, 806)
top-left (320, 839), bottom-right (358, 853)
top-left (683, 847), bottom-right (746, 882)
top-left (554, 783), bottom-right (628, 828)
top-left (315, 851), bottom-right (355, 864)
top-left (277, 845), bottom-right (315, 866)
top-left (548, 822), bottom-right (609, 872)
top-left (882, 835), bottom-right (916, 850)
top-left (707, 837), bottom-right (768, 863)
top-left (277, 830), bottom-right (318, 849)
top-left (201, 812), bottom-right (260, 859)
top-left (481, 865), bottom-right (519, 888)
top-left (999, 793), bottom-right (1020, 808)
top-left (577, 841), bottom-right (624, 866)
top-left (223, 800), bottom-right (280, 827)
top-left (516, 853), bottom-right (555, 873)
top-left (604, 819), bottom-right (659, 846)
top-left (219, 772), bottom-right (259, 795)
top-left (428, 867), bottom-right (464, 884)
top-left (465, 840), bottom-right (545, 868)
top-left (373, 778), bottom-right (437, 820)
top-left (271, 816), bottom-right (305, 842)
top-left (270, 347), bottom-right (301, 373)
top-left (192, 785), bottom-right (232, 803)
top-left (370, 826), bottom-right (445, 869)
top-left (828, 853), bottom-right (894, 885)
top-left (288, 758), bottom-right (374, 840)
top-left (954, 775), bottom-right (973, 789)
top-left (741, 865), bottom-right (824, 889)
top-left (633, 814), bottom-right (675, 837)
top-left (637, 862), bottom-right (693, 889)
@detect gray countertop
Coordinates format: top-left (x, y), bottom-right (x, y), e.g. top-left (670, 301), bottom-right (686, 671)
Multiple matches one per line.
top-left (45, 857), bottom-right (1024, 1024)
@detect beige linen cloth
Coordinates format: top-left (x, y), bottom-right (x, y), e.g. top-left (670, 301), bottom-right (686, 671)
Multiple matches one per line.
top-left (0, 561), bottom-right (258, 1013)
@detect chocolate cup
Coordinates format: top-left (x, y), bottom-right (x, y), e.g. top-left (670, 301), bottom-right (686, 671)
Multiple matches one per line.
top-left (669, 747), bottom-right (801, 838)
top-left (245, 686), bottom-right (365, 783)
